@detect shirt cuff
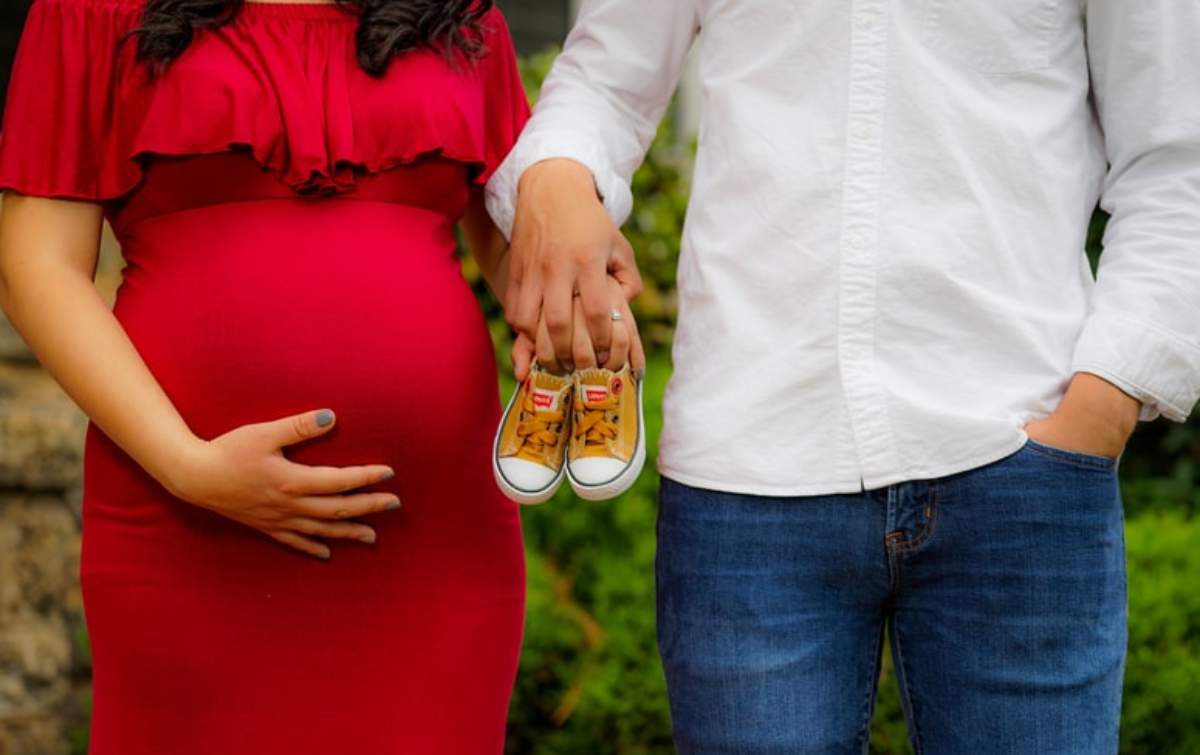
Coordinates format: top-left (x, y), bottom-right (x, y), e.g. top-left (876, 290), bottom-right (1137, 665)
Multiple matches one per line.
top-left (484, 127), bottom-right (634, 241)
top-left (1071, 310), bottom-right (1200, 423)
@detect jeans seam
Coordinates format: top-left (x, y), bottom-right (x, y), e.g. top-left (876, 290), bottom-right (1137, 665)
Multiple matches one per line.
top-left (890, 620), bottom-right (925, 755)
top-left (856, 619), bottom-right (886, 754)
top-left (885, 534), bottom-right (903, 593)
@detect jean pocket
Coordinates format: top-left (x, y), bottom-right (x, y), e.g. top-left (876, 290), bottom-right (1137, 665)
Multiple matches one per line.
top-left (920, 0), bottom-right (1059, 75)
top-left (1023, 438), bottom-right (1118, 471)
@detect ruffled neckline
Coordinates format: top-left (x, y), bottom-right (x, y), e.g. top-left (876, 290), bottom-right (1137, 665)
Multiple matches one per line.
top-left (0, 0), bottom-right (530, 203)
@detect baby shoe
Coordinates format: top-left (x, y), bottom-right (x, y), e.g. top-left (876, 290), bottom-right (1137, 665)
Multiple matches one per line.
top-left (566, 363), bottom-right (646, 500)
top-left (493, 363), bottom-right (574, 505)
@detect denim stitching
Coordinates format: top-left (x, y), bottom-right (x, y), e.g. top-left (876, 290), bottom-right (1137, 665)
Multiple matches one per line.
top-left (893, 487), bottom-right (939, 555)
top-left (1024, 439), bottom-right (1117, 471)
top-left (885, 533), bottom-right (904, 593)
top-left (889, 620), bottom-right (925, 755)
top-left (855, 620), bottom-right (887, 754)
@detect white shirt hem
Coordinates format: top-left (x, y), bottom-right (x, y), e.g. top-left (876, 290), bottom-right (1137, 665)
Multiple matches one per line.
top-left (655, 431), bottom-right (1032, 497)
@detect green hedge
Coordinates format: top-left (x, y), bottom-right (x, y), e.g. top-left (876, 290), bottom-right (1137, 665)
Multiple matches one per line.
top-left (1122, 515), bottom-right (1200, 753)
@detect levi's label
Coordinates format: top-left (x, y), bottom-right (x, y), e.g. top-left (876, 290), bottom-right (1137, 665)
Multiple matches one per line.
top-left (532, 387), bottom-right (561, 412)
top-left (583, 386), bottom-right (610, 405)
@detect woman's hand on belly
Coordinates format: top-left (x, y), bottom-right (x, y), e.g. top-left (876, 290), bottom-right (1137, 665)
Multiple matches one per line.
top-left (164, 408), bottom-right (400, 560)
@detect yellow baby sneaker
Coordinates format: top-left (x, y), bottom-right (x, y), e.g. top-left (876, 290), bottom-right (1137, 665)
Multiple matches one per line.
top-left (493, 363), bottom-right (573, 505)
top-left (566, 363), bottom-right (646, 500)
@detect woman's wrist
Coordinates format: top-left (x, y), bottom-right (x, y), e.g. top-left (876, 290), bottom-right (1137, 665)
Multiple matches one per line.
top-left (144, 431), bottom-right (211, 504)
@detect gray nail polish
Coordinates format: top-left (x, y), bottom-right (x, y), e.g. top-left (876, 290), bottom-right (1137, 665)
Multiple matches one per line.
top-left (318, 549), bottom-right (331, 560)
top-left (385, 499), bottom-right (402, 510)
top-left (361, 531), bottom-right (377, 544)
top-left (315, 410), bottom-right (334, 427)
top-left (381, 469), bottom-right (395, 480)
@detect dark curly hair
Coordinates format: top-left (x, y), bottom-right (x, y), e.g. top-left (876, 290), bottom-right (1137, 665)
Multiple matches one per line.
top-left (129, 0), bottom-right (494, 76)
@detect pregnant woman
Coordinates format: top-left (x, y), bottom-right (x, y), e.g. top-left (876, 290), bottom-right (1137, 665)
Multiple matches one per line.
top-left (0, 0), bottom-right (536, 751)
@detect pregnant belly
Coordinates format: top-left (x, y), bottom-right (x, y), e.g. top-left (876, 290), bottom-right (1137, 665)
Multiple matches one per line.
top-left (110, 199), bottom-right (499, 472)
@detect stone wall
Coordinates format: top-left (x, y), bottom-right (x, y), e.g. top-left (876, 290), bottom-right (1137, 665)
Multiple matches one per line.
top-left (0, 220), bottom-right (123, 755)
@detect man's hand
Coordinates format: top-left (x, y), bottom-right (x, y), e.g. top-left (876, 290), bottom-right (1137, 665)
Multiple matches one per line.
top-left (505, 158), bottom-right (643, 371)
top-left (1023, 373), bottom-right (1141, 459)
top-left (512, 276), bottom-right (646, 382)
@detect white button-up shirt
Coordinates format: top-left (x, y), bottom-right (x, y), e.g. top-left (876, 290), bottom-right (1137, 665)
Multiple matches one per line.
top-left (486, 0), bottom-right (1200, 495)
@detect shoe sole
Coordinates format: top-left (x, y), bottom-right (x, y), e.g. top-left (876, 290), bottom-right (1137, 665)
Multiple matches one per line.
top-left (492, 377), bottom-right (567, 506)
top-left (566, 377), bottom-right (646, 501)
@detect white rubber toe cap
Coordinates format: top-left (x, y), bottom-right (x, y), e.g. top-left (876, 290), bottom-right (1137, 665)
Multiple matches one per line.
top-left (497, 457), bottom-right (559, 493)
top-left (568, 457), bottom-right (629, 486)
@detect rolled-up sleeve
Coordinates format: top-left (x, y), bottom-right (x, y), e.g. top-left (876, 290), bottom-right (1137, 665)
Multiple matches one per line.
top-left (483, 0), bottom-right (700, 240)
top-left (1071, 0), bottom-right (1200, 422)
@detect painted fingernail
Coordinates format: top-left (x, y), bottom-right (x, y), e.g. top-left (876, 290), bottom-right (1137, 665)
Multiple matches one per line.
top-left (385, 499), bottom-right (402, 510)
top-left (381, 469), bottom-right (395, 480)
top-left (360, 531), bottom-right (377, 544)
top-left (315, 410), bottom-right (334, 427)
top-left (318, 548), bottom-right (331, 560)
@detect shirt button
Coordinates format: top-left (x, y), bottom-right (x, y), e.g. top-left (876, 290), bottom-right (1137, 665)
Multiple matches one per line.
top-left (858, 14), bottom-right (877, 31)
top-left (853, 122), bottom-right (876, 141)
top-left (848, 233), bottom-right (868, 250)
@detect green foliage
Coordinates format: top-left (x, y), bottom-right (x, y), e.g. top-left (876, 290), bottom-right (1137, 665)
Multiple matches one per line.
top-left (1121, 513), bottom-right (1200, 754)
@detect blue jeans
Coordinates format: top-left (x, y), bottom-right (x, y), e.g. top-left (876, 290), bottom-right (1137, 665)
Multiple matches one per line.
top-left (655, 439), bottom-right (1127, 754)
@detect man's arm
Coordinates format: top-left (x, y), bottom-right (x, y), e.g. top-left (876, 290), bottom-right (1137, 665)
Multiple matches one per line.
top-left (1069, 0), bottom-right (1200, 424)
top-left (1026, 0), bottom-right (1200, 456)
top-left (485, 0), bottom-right (700, 372)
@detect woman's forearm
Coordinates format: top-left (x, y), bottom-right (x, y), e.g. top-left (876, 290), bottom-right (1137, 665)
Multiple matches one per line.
top-left (479, 244), bottom-right (511, 304)
top-left (0, 196), bottom-right (203, 495)
top-left (460, 187), bottom-right (513, 303)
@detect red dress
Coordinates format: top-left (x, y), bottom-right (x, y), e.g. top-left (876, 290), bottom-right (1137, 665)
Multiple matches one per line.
top-left (0, 2), bottom-right (529, 752)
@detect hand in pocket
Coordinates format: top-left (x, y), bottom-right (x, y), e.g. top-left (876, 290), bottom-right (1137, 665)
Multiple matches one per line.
top-left (1023, 373), bottom-right (1140, 460)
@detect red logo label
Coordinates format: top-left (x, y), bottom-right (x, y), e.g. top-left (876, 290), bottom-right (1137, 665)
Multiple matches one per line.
top-left (532, 391), bottom-right (553, 409)
top-left (586, 388), bottom-right (609, 403)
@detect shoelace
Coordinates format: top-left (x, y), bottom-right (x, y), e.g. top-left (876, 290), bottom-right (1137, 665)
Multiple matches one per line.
top-left (515, 392), bottom-right (566, 463)
top-left (574, 395), bottom-right (619, 449)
